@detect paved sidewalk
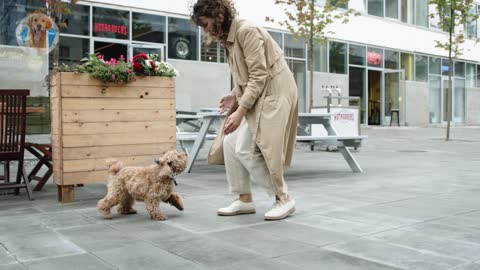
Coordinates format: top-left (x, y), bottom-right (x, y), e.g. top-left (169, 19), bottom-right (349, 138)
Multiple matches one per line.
top-left (1, 126), bottom-right (480, 270)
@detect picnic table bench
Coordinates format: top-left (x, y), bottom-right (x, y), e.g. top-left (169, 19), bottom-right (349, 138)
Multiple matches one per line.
top-left (176, 112), bottom-right (367, 173)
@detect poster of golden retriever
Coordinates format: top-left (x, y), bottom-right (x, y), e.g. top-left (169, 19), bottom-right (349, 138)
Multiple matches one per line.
top-left (26, 12), bottom-right (52, 50)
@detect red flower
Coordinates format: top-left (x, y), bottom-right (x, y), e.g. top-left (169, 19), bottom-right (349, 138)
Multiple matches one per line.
top-left (133, 63), bottom-right (143, 72)
top-left (149, 60), bottom-right (156, 71)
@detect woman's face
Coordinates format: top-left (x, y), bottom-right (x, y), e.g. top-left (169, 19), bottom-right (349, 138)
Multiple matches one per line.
top-left (198, 16), bottom-right (222, 38)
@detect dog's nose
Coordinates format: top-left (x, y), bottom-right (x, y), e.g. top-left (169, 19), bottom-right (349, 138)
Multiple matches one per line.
top-left (36, 25), bottom-right (42, 30)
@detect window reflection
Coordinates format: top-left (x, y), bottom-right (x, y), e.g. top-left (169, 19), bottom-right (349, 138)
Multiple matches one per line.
top-left (132, 12), bottom-right (166, 43)
top-left (168, 17), bottom-right (198, 60)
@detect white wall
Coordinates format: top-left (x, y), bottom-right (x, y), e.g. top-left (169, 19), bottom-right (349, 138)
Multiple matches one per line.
top-left (404, 81), bottom-right (429, 126)
top-left (86, 0), bottom-right (480, 62)
top-left (308, 72), bottom-right (349, 108)
top-left (466, 87), bottom-right (480, 125)
top-left (169, 59), bottom-right (230, 112)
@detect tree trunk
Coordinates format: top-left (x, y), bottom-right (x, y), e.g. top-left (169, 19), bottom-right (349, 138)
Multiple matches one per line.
top-left (308, 0), bottom-right (315, 113)
top-left (309, 44), bottom-right (314, 113)
top-left (446, 7), bottom-right (454, 141)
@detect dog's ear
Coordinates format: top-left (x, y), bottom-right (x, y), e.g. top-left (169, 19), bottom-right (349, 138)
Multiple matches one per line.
top-left (45, 16), bottom-right (52, 30)
top-left (159, 158), bottom-right (172, 177)
top-left (27, 14), bottom-right (35, 30)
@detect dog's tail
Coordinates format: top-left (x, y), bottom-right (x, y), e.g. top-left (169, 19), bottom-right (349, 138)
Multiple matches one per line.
top-left (105, 159), bottom-right (123, 175)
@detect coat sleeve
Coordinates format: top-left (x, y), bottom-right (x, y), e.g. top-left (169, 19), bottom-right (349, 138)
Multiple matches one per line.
top-left (237, 27), bottom-right (268, 109)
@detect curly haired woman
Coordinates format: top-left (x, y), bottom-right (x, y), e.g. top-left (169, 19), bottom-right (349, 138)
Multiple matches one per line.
top-left (191, 0), bottom-right (298, 220)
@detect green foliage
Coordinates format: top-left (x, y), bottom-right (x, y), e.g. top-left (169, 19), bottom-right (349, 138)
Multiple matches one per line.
top-left (75, 54), bottom-right (135, 84)
top-left (71, 53), bottom-right (177, 84)
top-left (430, 0), bottom-right (479, 57)
top-left (37, 0), bottom-right (79, 28)
top-left (266, 0), bottom-right (359, 45)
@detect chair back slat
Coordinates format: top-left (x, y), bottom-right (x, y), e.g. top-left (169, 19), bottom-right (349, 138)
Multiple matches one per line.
top-left (0, 90), bottom-right (29, 159)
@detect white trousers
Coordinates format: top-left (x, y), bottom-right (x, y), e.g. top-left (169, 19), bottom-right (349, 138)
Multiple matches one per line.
top-left (223, 119), bottom-right (275, 197)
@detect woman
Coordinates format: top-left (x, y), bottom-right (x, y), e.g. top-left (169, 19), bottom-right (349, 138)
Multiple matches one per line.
top-left (191, 0), bottom-right (298, 220)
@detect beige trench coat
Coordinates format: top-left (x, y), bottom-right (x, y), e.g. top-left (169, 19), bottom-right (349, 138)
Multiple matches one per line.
top-left (221, 18), bottom-right (298, 197)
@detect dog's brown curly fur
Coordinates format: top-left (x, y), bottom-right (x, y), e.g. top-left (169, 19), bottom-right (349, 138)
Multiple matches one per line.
top-left (97, 150), bottom-right (188, 221)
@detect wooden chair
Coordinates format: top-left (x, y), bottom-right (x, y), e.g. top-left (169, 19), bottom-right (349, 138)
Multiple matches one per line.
top-left (0, 90), bottom-right (34, 200)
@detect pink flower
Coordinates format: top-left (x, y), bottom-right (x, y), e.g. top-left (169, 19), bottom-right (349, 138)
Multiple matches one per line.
top-left (119, 55), bottom-right (125, 61)
top-left (97, 55), bottom-right (103, 59)
top-left (111, 74), bottom-right (116, 79)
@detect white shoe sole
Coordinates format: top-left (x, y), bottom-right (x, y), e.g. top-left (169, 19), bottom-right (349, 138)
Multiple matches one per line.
top-left (264, 207), bottom-right (296, 221)
top-left (217, 209), bottom-right (256, 216)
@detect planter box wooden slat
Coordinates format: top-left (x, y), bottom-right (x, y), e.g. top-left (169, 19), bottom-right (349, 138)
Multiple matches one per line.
top-left (62, 109), bottom-right (175, 123)
top-left (50, 72), bottom-right (176, 202)
top-left (60, 85), bottom-right (175, 98)
top-left (61, 143), bottom-right (175, 160)
top-left (62, 121), bottom-right (174, 135)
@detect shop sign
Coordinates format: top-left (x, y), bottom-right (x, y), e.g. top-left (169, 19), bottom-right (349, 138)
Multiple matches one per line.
top-left (94, 23), bottom-right (128, 36)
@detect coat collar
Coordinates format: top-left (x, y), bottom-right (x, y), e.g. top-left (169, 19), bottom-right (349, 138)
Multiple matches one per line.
top-left (226, 17), bottom-right (240, 44)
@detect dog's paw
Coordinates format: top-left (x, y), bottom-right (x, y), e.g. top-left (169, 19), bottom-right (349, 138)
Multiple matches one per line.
top-left (151, 213), bottom-right (168, 221)
top-left (98, 209), bottom-right (113, 219)
top-left (164, 192), bottom-right (184, 211)
top-left (118, 207), bottom-right (137, 215)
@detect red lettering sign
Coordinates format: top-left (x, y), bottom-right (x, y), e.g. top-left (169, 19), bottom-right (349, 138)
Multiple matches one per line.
top-left (94, 23), bottom-right (128, 36)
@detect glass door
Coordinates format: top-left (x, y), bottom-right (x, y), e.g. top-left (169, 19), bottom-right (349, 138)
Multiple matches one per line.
top-left (131, 43), bottom-right (166, 61)
top-left (383, 70), bottom-right (403, 125)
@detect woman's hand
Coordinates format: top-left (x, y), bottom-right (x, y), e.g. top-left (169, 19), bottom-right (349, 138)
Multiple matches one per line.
top-left (224, 106), bottom-right (247, 135)
top-left (219, 94), bottom-right (236, 113)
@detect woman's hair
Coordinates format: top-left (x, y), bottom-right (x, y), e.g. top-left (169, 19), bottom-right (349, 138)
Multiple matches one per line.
top-left (190, 0), bottom-right (237, 42)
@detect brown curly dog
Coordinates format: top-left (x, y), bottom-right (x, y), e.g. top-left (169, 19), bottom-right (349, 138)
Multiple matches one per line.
top-left (97, 150), bottom-right (188, 221)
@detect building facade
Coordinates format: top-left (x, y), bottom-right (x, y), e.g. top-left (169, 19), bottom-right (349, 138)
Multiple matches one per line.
top-left (1, 0), bottom-right (479, 134)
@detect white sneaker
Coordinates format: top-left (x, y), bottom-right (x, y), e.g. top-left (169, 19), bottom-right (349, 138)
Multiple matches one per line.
top-left (264, 198), bottom-right (296, 221)
top-left (217, 200), bottom-right (256, 216)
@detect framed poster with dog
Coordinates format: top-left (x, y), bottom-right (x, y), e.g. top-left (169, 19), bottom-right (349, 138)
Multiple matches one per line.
top-left (16, 12), bottom-right (59, 54)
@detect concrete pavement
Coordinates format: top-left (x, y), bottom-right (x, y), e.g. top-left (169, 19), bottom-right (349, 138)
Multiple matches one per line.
top-left (1, 126), bottom-right (480, 270)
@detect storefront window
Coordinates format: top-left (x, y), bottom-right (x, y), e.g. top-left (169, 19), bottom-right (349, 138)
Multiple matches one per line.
top-left (384, 50), bottom-right (399, 69)
top-left (284, 34), bottom-right (305, 59)
top-left (168, 17), bottom-right (198, 60)
top-left (454, 78), bottom-right (465, 123)
top-left (287, 59), bottom-right (307, 112)
top-left (400, 52), bottom-right (414, 80)
top-left (53, 36), bottom-right (89, 68)
top-left (477, 5), bottom-right (480, 40)
top-left (132, 12), bottom-right (166, 43)
top-left (58, 3), bottom-right (89, 36)
top-left (0, 0), bottom-right (45, 45)
top-left (313, 41), bottom-right (328, 72)
top-left (477, 65), bottom-right (480, 88)
top-left (93, 7), bottom-right (129, 40)
top-left (201, 36), bottom-right (226, 63)
top-left (94, 41), bottom-right (127, 62)
top-left (466, 6), bottom-right (476, 38)
top-left (442, 59), bottom-right (451, 76)
top-left (367, 47), bottom-right (383, 68)
top-left (329, 41), bottom-right (346, 74)
top-left (268, 31), bottom-right (283, 48)
top-left (455, 61), bottom-right (465, 77)
top-left (349, 44), bottom-right (366, 66)
top-left (401, 0), bottom-right (414, 24)
top-left (415, 0), bottom-right (428, 27)
top-left (429, 57), bottom-right (441, 75)
top-left (415, 54), bottom-right (428, 82)
top-left (466, 63), bottom-right (476, 87)
top-left (368, 0), bottom-right (384, 17)
top-left (385, 0), bottom-right (399, 19)
top-left (349, 67), bottom-right (366, 123)
top-left (429, 4), bottom-right (441, 29)
top-left (429, 75), bottom-right (441, 123)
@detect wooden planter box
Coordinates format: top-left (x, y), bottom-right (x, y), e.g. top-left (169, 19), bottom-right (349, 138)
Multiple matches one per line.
top-left (50, 72), bottom-right (176, 202)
